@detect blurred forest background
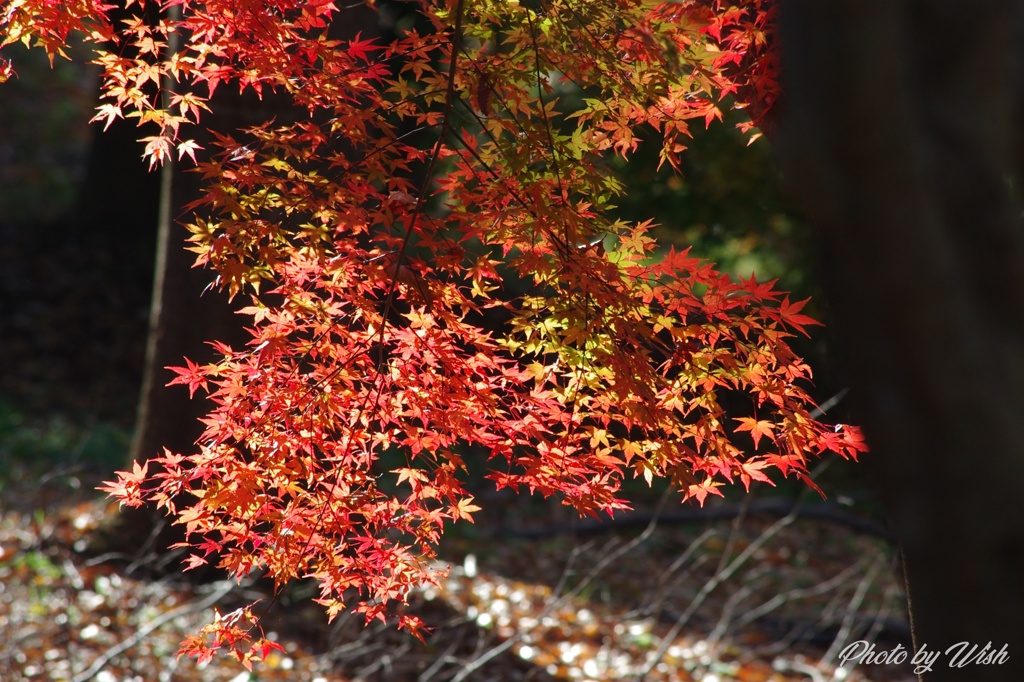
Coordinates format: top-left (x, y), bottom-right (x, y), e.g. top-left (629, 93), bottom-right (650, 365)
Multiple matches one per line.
top-left (1, 41), bottom-right (153, 481)
top-left (0, 21), bottom-right (911, 682)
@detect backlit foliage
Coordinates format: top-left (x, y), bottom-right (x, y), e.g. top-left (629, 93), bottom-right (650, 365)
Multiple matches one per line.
top-left (3, 0), bottom-right (864, 660)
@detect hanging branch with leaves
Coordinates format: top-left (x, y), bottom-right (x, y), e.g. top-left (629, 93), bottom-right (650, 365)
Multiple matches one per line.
top-left (3, 0), bottom-right (865, 664)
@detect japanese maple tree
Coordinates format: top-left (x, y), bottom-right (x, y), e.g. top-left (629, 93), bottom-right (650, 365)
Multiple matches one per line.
top-left (3, 0), bottom-right (864, 664)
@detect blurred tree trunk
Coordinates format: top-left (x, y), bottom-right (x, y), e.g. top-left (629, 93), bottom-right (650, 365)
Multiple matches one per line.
top-left (131, 3), bottom-right (384, 466)
top-left (90, 4), bottom-right (382, 564)
top-left (86, 88), bottom-right (277, 566)
top-left (777, 1), bottom-right (1024, 679)
top-left (89, 94), bottom-right (280, 569)
top-left (128, 96), bottom-right (262, 466)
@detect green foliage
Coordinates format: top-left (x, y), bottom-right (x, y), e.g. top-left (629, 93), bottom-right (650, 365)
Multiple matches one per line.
top-left (0, 402), bottom-right (129, 490)
top-left (611, 109), bottom-right (816, 297)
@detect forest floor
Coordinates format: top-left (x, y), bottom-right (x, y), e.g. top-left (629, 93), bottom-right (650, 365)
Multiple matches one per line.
top-left (0, 466), bottom-right (918, 682)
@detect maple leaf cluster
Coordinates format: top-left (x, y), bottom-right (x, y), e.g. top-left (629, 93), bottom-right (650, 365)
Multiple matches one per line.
top-left (5, 0), bottom-right (865, 661)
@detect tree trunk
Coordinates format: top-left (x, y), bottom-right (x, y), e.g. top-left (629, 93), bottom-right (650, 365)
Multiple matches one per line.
top-left (130, 0), bottom-right (385, 467)
top-left (128, 99), bottom-right (259, 465)
top-left (90, 91), bottom-right (282, 570)
top-left (88, 3), bottom-right (383, 564)
top-left (776, 1), bottom-right (1024, 679)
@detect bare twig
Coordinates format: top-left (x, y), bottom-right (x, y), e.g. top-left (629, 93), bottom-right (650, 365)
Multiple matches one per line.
top-left (71, 579), bottom-right (238, 682)
top-left (635, 502), bottom-right (802, 679)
